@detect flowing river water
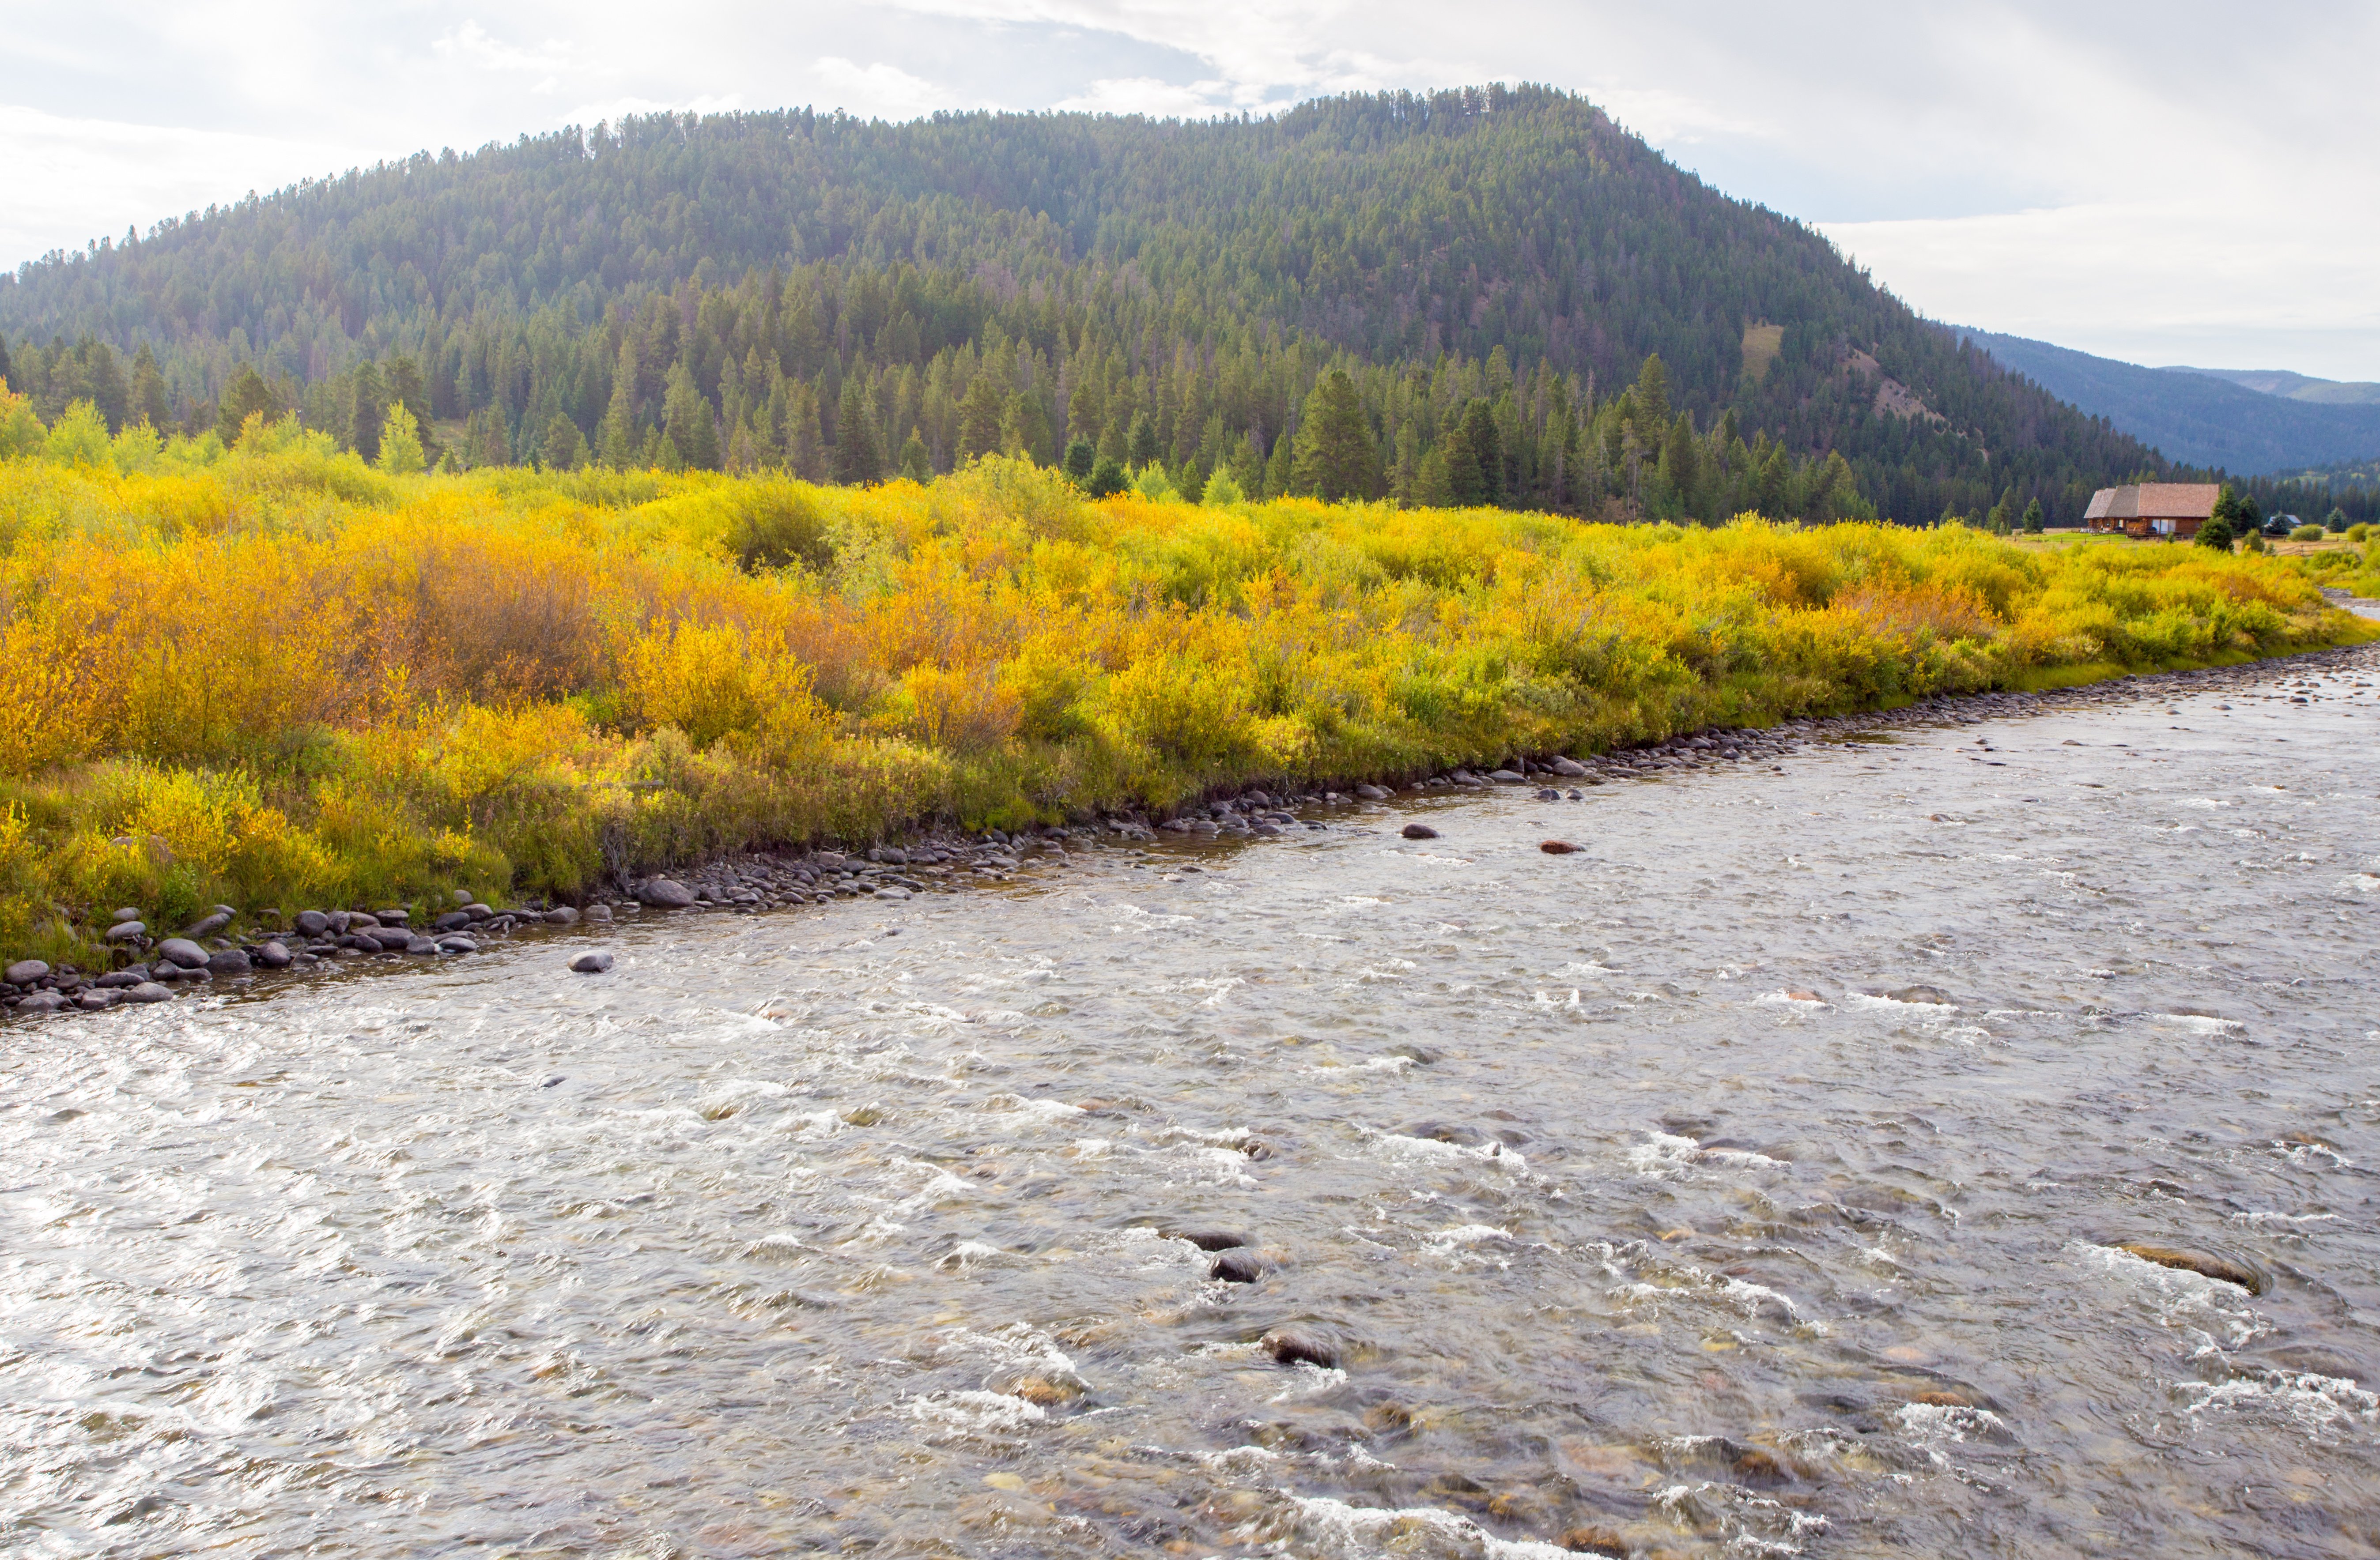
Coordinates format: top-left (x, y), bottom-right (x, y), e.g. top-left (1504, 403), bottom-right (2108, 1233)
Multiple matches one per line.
top-left (6, 648), bottom-right (2379, 1559)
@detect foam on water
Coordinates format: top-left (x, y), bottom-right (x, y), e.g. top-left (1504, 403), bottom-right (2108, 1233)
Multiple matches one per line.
top-left (9, 652), bottom-right (2380, 1556)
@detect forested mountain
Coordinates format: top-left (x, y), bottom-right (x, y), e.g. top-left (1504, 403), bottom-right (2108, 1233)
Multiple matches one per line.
top-left (1962, 329), bottom-right (2380, 476)
top-left (0, 84), bottom-right (2285, 524)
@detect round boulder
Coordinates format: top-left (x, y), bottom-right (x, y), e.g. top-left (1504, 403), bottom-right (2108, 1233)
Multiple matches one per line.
top-left (570, 951), bottom-right (615, 974)
top-left (207, 949), bottom-right (252, 976)
top-left (122, 982), bottom-right (174, 1004)
top-left (1400, 823), bottom-right (1439, 840)
top-left (155, 939), bottom-right (209, 970)
top-left (106, 921), bottom-right (146, 942)
top-left (5, 959), bottom-right (49, 985)
top-left (638, 878), bottom-right (696, 909)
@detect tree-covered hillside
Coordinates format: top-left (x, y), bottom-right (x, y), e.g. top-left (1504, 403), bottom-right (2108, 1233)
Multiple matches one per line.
top-left (0, 84), bottom-right (2199, 524)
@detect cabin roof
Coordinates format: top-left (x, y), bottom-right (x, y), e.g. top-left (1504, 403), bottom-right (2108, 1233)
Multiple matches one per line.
top-left (2084, 483), bottom-right (2223, 521)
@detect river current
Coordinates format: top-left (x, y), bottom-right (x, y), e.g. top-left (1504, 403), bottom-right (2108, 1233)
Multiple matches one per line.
top-left (5, 650), bottom-right (2378, 1559)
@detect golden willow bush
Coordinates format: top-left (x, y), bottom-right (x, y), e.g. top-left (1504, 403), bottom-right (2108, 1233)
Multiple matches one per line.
top-left (0, 415), bottom-right (2368, 965)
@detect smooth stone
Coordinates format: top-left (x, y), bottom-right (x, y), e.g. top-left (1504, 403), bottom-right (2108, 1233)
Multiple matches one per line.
top-left (5, 959), bottom-right (49, 984)
top-left (1540, 839), bottom-right (1581, 854)
top-left (256, 941), bottom-right (292, 969)
top-left (1353, 784), bottom-right (1390, 800)
top-left (436, 935), bottom-right (480, 954)
top-left (546, 906), bottom-right (580, 925)
top-left (155, 939), bottom-right (209, 969)
top-left (345, 912), bottom-right (378, 929)
top-left (123, 982), bottom-right (174, 1004)
top-left (638, 878), bottom-right (695, 908)
top-left (96, 970), bottom-right (142, 988)
top-left (15, 991), bottom-right (69, 1012)
top-left (1400, 823), bottom-right (1439, 840)
top-left (112, 907), bottom-right (143, 923)
top-left (181, 910), bottom-right (232, 939)
top-left (403, 937), bottom-right (438, 955)
top-left (106, 920), bottom-right (146, 942)
top-left (1549, 756), bottom-right (1590, 777)
top-left (875, 886), bottom-right (912, 900)
top-left (433, 911), bottom-right (472, 931)
top-left (2118, 1242), bottom-right (2265, 1294)
top-left (453, 888), bottom-right (474, 904)
top-left (1262, 1328), bottom-right (1340, 1369)
top-left (585, 905), bottom-right (611, 922)
top-left (1210, 1250), bottom-right (1266, 1284)
top-left (1534, 788), bottom-right (1561, 801)
top-left (206, 949), bottom-right (252, 976)
top-left (570, 951), bottom-right (614, 973)
top-left (76, 990), bottom-right (117, 1011)
top-left (1167, 1229), bottom-right (1250, 1251)
top-left (370, 929), bottom-right (413, 952)
top-left (1488, 769), bottom-right (1525, 782)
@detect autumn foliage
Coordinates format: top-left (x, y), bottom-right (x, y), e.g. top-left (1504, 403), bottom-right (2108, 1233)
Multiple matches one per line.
top-left (0, 416), bottom-right (2363, 965)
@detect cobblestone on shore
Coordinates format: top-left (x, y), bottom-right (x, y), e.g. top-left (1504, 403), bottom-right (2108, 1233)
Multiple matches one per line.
top-left (5, 642), bottom-right (2373, 1022)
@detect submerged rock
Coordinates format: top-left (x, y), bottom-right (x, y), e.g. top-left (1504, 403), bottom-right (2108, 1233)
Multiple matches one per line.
top-left (2118, 1241), bottom-right (2266, 1293)
top-left (570, 951), bottom-right (614, 974)
top-left (1539, 839), bottom-right (1581, 854)
top-left (1209, 1250), bottom-right (1266, 1283)
top-left (1401, 823), bottom-right (1439, 840)
top-left (1262, 1328), bottom-right (1340, 1369)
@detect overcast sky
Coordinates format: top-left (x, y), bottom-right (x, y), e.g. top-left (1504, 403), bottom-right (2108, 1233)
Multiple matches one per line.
top-left (5, 1), bottom-right (2372, 378)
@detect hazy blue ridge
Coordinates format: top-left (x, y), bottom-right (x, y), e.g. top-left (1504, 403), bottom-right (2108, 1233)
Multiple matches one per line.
top-left (1960, 328), bottom-right (2380, 475)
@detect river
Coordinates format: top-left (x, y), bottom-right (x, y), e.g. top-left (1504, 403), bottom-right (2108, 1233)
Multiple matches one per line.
top-left (5, 648), bottom-right (2377, 1558)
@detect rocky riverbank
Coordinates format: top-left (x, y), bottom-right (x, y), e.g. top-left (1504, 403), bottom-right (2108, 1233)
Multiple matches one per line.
top-left (6, 642), bottom-right (2372, 1025)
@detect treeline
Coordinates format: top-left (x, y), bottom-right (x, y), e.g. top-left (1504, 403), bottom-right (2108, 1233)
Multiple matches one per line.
top-left (0, 84), bottom-right (2345, 523)
top-left (0, 270), bottom-right (1882, 521)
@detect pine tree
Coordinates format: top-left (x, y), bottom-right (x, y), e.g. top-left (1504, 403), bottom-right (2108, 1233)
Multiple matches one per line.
top-left (544, 413), bottom-right (587, 470)
top-left (663, 362), bottom-right (721, 470)
top-left (899, 431), bottom-right (933, 481)
top-left (215, 365), bottom-right (278, 445)
top-left (1062, 438), bottom-right (1095, 486)
top-left (956, 371), bottom-right (1005, 464)
top-left (349, 362), bottom-right (386, 460)
top-left (1633, 354), bottom-right (1670, 431)
top-left (836, 375), bottom-right (882, 483)
top-left (1658, 410), bottom-right (1698, 517)
top-left (1288, 369), bottom-right (1378, 501)
top-left (130, 344), bottom-right (171, 431)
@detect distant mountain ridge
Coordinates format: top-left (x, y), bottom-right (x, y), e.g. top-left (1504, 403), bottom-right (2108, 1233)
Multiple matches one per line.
top-left (0, 87), bottom-right (2224, 524)
top-left (1959, 329), bottom-right (2380, 475)
top-left (2167, 366), bottom-right (2380, 407)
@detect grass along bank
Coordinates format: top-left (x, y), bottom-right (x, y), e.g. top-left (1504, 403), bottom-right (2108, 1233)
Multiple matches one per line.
top-left (3, 430), bottom-right (2371, 973)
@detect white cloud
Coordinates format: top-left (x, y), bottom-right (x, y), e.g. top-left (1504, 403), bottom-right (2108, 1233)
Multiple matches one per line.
top-left (813, 58), bottom-right (959, 121)
top-left (1051, 76), bottom-right (1230, 117)
top-left (432, 21), bottom-right (573, 74)
top-left (0, 105), bottom-right (366, 269)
